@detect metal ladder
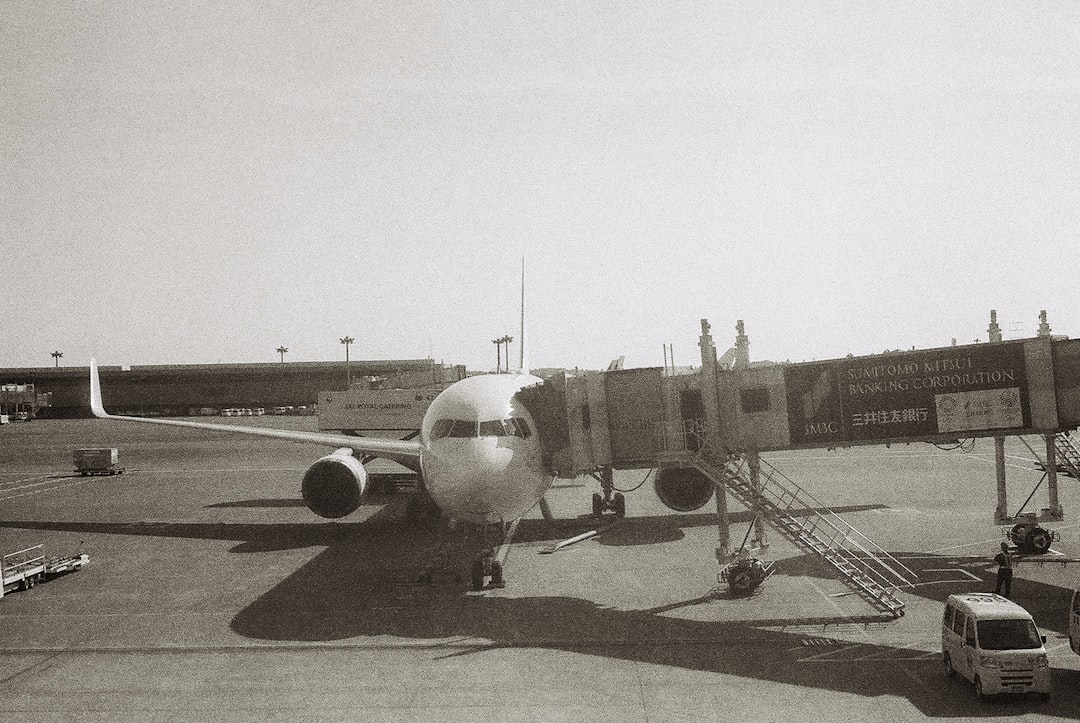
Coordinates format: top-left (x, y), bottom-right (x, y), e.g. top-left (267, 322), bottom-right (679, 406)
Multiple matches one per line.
top-left (1053, 431), bottom-right (1080, 480)
top-left (689, 454), bottom-right (916, 617)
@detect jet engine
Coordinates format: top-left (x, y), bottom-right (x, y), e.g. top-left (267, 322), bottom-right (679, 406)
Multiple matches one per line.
top-left (654, 466), bottom-right (715, 512)
top-left (301, 449), bottom-right (367, 518)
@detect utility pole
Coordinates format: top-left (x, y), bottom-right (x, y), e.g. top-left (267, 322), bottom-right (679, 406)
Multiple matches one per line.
top-left (50, 350), bottom-right (63, 368)
top-left (276, 346), bottom-right (288, 363)
top-left (498, 335), bottom-right (513, 372)
top-left (339, 336), bottom-right (354, 387)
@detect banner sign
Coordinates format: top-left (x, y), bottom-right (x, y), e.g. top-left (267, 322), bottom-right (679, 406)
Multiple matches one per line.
top-left (318, 388), bottom-right (442, 430)
top-left (786, 342), bottom-right (1029, 446)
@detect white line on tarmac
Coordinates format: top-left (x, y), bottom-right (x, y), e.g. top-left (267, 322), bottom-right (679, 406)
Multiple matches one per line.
top-left (0, 476), bottom-right (69, 493)
top-left (0, 477), bottom-right (97, 501)
top-left (800, 642), bottom-right (863, 661)
top-left (803, 576), bottom-right (878, 644)
top-left (963, 454), bottom-right (1048, 473)
top-left (923, 568), bottom-right (981, 581)
top-left (138, 467), bottom-right (308, 474)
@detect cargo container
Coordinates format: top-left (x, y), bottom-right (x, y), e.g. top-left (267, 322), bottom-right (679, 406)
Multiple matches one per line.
top-left (73, 447), bottom-right (124, 476)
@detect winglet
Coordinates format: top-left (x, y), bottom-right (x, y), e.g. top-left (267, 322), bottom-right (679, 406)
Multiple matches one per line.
top-left (89, 359), bottom-right (110, 418)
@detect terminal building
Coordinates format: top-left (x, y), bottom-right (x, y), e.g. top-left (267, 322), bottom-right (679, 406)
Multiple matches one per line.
top-left (0, 359), bottom-right (465, 418)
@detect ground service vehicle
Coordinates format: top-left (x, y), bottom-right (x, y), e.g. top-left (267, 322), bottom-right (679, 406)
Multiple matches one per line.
top-left (74, 447), bottom-right (124, 476)
top-left (942, 593), bottom-right (1050, 700)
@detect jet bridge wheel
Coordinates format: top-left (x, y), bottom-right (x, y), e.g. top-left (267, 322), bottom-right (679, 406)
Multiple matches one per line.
top-left (727, 567), bottom-right (755, 595)
top-left (471, 559), bottom-right (486, 591)
top-left (1009, 524), bottom-right (1026, 545)
top-left (489, 560), bottom-right (505, 588)
top-left (1027, 528), bottom-right (1052, 554)
top-left (612, 493), bottom-right (625, 517)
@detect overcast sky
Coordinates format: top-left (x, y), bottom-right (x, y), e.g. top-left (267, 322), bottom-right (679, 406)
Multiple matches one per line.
top-left (4, 2), bottom-right (1079, 372)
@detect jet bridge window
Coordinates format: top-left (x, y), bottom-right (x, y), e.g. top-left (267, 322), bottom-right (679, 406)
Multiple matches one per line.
top-left (740, 387), bottom-right (771, 413)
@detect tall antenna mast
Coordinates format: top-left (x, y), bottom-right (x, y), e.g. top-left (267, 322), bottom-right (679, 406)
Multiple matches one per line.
top-left (518, 256), bottom-right (526, 372)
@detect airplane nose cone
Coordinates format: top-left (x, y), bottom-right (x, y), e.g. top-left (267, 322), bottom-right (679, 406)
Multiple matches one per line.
top-left (423, 440), bottom-right (543, 525)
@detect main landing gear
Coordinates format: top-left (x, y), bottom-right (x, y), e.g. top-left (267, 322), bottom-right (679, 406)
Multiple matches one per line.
top-left (591, 467), bottom-right (625, 518)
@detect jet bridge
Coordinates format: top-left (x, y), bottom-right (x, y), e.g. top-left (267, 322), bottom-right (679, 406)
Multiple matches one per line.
top-left (521, 318), bottom-right (1080, 616)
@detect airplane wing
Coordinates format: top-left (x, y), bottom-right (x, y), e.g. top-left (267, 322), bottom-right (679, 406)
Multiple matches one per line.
top-left (88, 360), bottom-right (423, 470)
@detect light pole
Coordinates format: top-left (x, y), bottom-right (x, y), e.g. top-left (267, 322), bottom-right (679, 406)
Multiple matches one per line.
top-left (339, 336), bottom-right (355, 387)
top-left (276, 346), bottom-right (288, 363)
top-left (50, 350), bottom-right (63, 368)
top-left (498, 335), bottom-right (511, 371)
top-left (492, 338), bottom-right (502, 373)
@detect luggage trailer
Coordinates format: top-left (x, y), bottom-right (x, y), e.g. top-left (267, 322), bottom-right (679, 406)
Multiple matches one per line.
top-left (0, 544), bottom-right (89, 599)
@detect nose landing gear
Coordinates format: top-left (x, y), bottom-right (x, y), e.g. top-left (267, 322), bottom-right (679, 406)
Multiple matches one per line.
top-left (591, 467), bottom-right (625, 517)
top-left (471, 553), bottom-right (505, 591)
top-left (469, 519), bottom-right (519, 590)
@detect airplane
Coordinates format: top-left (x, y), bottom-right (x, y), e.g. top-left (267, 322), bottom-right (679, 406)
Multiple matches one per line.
top-left (88, 359), bottom-right (550, 589)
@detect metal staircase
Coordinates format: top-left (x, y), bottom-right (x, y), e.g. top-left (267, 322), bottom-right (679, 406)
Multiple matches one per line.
top-left (688, 454), bottom-right (917, 618)
top-left (1053, 431), bottom-right (1080, 480)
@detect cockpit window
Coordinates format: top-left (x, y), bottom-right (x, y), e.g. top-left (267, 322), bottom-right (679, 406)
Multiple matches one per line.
top-left (430, 419), bottom-right (477, 439)
top-left (430, 419), bottom-right (453, 439)
top-left (447, 420), bottom-right (477, 438)
top-left (431, 417), bottom-right (531, 440)
top-left (507, 418), bottom-right (531, 438)
top-left (494, 418), bottom-right (531, 438)
top-left (478, 420), bottom-right (506, 437)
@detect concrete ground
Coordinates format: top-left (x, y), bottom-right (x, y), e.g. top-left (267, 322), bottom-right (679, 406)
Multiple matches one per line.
top-left (1, 419), bottom-right (1079, 721)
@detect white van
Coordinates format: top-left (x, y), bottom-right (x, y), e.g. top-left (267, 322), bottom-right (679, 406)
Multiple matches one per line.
top-left (1070, 588), bottom-right (1080, 655)
top-left (942, 593), bottom-right (1050, 700)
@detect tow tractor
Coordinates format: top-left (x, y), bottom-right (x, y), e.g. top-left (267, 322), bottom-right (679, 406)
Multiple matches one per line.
top-left (1, 544), bottom-right (90, 599)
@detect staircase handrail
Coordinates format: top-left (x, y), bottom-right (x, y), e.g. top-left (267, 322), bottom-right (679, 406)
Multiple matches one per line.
top-left (715, 455), bottom-right (916, 587)
top-left (753, 456), bottom-right (918, 583)
top-left (1054, 431), bottom-right (1080, 479)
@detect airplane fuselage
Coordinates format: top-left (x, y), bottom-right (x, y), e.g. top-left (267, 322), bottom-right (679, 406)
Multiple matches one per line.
top-left (418, 373), bottom-right (551, 525)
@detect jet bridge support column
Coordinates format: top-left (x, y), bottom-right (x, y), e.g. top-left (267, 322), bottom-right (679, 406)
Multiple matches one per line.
top-left (747, 452), bottom-right (768, 552)
top-left (1045, 434), bottom-right (1062, 517)
top-left (994, 436), bottom-right (1008, 523)
top-left (698, 319), bottom-right (729, 558)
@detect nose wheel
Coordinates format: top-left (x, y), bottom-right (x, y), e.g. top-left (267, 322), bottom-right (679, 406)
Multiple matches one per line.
top-left (471, 553), bottom-right (505, 590)
top-left (591, 467), bottom-right (625, 517)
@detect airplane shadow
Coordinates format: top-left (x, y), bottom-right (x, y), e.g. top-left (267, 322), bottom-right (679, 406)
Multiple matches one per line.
top-left (4, 501), bottom-right (1078, 718)
top-left (224, 534), bottom-right (1079, 719)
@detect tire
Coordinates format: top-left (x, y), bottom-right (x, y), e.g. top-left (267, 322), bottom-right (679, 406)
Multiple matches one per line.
top-left (728, 568), bottom-right (754, 594)
top-left (1009, 523), bottom-right (1025, 546)
top-left (943, 653), bottom-right (955, 678)
top-left (470, 559), bottom-right (486, 591)
top-left (1028, 528), bottom-right (1052, 554)
top-left (489, 560), bottom-right (504, 587)
top-left (613, 493), bottom-right (626, 518)
top-left (975, 676), bottom-right (990, 701)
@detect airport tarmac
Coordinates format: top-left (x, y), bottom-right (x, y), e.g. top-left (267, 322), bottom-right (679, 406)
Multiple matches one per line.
top-left (2, 418), bottom-right (1079, 721)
